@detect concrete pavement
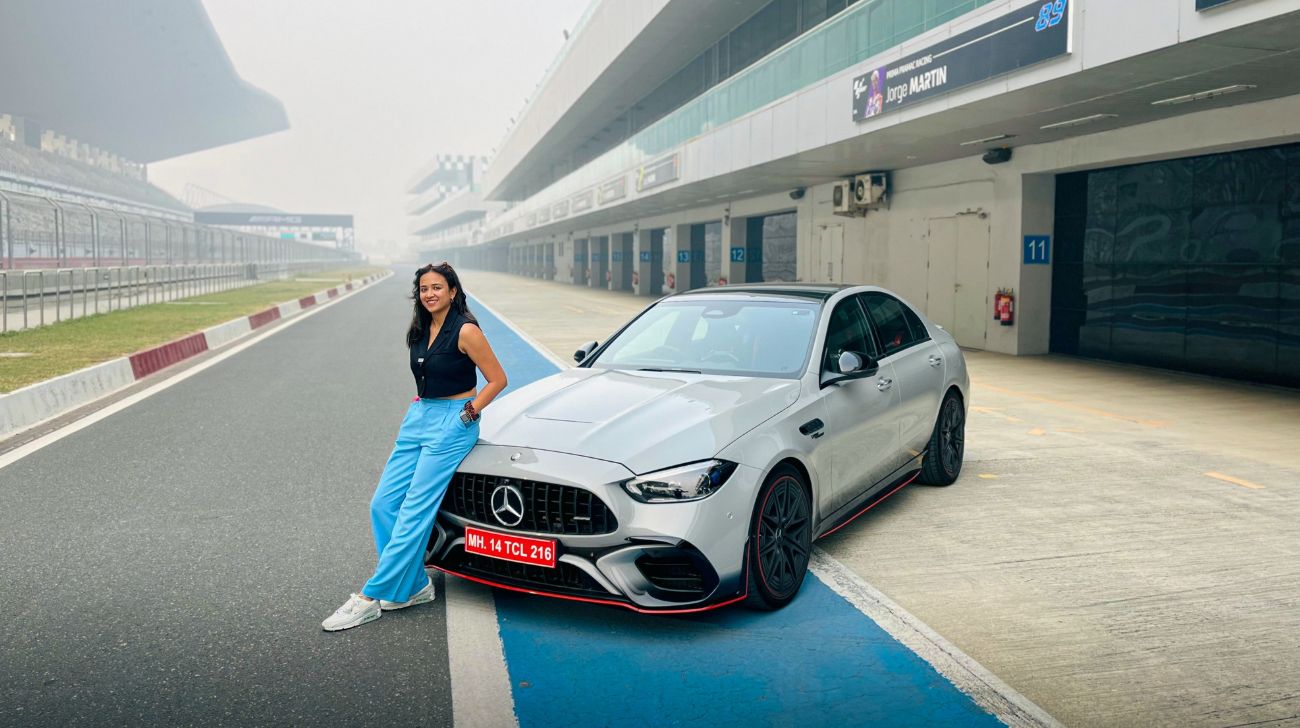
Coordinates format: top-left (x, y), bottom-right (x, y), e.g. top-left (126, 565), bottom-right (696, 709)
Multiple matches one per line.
top-left (459, 268), bottom-right (1300, 728)
top-left (1, 269), bottom-right (1041, 727)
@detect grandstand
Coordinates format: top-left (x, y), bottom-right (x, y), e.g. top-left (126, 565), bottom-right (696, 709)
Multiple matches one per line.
top-left (0, 135), bottom-right (188, 216)
top-left (0, 0), bottom-right (350, 270)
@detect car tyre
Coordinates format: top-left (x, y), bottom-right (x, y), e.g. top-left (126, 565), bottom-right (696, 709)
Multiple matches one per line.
top-left (744, 464), bottom-right (812, 610)
top-left (920, 391), bottom-right (964, 486)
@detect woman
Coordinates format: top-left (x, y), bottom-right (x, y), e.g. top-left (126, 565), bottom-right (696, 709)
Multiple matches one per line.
top-left (323, 262), bottom-right (507, 631)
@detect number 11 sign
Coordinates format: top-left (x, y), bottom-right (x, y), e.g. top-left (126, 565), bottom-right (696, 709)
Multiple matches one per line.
top-left (1023, 235), bottom-right (1051, 265)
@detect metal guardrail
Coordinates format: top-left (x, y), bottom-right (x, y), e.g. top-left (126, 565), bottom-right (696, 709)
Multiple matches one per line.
top-left (0, 261), bottom-right (336, 333)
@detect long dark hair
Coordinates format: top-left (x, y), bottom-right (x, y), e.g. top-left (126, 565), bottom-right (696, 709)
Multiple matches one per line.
top-left (405, 261), bottom-right (478, 348)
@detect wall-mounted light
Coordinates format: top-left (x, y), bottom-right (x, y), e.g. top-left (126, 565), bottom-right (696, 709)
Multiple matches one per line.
top-left (1152, 84), bottom-right (1256, 107)
top-left (960, 133), bottom-right (1015, 147)
top-left (1040, 113), bottom-right (1117, 130)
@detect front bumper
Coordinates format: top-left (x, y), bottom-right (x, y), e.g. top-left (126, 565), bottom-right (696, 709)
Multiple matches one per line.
top-left (425, 445), bottom-right (763, 612)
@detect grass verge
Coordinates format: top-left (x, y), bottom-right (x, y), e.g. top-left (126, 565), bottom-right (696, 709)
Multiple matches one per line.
top-left (0, 266), bottom-right (385, 393)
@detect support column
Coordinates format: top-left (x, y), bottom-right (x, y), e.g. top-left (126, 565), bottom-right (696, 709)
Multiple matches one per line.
top-left (609, 233), bottom-right (631, 291)
top-left (671, 223), bottom-right (692, 293)
top-left (634, 228), bottom-right (664, 297)
top-left (573, 238), bottom-right (589, 286)
top-left (1016, 173), bottom-right (1056, 355)
top-left (633, 229), bottom-right (652, 296)
top-left (555, 238), bottom-right (573, 282)
top-left (725, 216), bottom-right (747, 286)
top-left (590, 236), bottom-right (609, 289)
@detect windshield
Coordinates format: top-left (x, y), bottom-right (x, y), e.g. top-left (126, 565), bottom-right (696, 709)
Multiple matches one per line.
top-left (591, 297), bottom-right (820, 378)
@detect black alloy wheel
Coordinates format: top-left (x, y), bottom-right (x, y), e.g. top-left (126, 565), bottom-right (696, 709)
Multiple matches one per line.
top-left (920, 391), bottom-right (965, 485)
top-left (745, 465), bottom-right (812, 610)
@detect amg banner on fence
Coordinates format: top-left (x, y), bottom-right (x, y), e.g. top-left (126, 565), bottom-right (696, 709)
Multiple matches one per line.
top-left (194, 212), bottom-right (355, 228)
top-left (852, 0), bottom-right (1071, 122)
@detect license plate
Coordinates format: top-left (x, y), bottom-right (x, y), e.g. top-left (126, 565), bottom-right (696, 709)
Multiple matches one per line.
top-left (464, 526), bottom-right (557, 568)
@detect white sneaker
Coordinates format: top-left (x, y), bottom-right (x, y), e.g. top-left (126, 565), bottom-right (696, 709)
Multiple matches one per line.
top-left (321, 593), bottom-right (382, 631)
top-left (379, 580), bottom-right (436, 611)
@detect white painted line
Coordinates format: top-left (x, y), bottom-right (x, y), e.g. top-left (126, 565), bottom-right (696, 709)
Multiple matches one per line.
top-left (810, 549), bottom-right (1061, 728)
top-left (468, 294), bottom-right (572, 371)
top-left (444, 575), bottom-right (519, 728)
top-left (0, 276), bottom-right (388, 472)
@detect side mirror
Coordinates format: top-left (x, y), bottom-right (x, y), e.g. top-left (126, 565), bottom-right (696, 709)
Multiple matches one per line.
top-left (822, 351), bottom-right (878, 387)
top-left (574, 340), bottom-right (599, 364)
top-left (837, 351), bottom-right (865, 375)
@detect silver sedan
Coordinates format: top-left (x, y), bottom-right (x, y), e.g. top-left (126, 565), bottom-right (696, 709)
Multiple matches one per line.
top-left (425, 284), bottom-right (968, 612)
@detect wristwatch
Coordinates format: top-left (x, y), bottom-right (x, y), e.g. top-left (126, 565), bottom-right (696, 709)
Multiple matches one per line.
top-left (459, 401), bottom-right (480, 425)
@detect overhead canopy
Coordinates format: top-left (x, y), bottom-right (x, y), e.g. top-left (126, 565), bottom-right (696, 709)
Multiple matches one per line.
top-left (0, 0), bottom-right (288, 162)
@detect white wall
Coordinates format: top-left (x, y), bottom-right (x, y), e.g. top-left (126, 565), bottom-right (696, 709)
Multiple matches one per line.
top-left (798, 92), bottom-right (1300, 355)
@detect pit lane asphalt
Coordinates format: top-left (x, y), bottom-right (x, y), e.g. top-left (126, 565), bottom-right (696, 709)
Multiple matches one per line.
top-left (0, 275), bottom-right (455, 726)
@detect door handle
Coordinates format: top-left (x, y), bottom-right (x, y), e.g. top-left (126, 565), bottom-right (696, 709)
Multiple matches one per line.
top-left (876, 377), bottom-right (893, 391)
top-left (929, 355), bottom-right (943, 367)
top-left (799, 418), bottom-right (825, 437)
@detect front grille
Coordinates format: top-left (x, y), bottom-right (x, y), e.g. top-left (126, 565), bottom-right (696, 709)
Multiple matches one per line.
top-left (454, 549), bottom-right (611, 599)
top-left (445, 472), bottom-right (618, 535)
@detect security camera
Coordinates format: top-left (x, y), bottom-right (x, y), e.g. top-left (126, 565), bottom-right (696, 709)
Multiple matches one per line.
top-left (789, 187), bottom-right (806, 200)
top-left (982, 147), bottom-right (1013, 165)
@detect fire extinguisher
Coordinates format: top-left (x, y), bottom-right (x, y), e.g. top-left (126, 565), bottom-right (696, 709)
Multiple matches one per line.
top-left (994, 288), bottom-right (1015, 326)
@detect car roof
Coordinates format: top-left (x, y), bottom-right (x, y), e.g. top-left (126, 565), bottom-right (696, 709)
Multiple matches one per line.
top-left (673, 283), bottom-right (854, 301)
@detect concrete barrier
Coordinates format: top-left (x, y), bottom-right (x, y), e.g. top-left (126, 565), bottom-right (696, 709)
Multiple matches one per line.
top-left (0, 358), bottom-right (136, 437)
top-left (0, 271), bottom-right (391, 441)
top-left (202, 318), bottom-right (253, 350)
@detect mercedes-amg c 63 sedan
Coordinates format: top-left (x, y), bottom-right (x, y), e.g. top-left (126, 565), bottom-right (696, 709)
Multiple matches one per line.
top-left (425, 284), bottom-right (968, 613)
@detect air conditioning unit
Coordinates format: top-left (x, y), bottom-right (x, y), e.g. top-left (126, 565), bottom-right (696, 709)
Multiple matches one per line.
top-left (853, 172), bottom-right (889, 210)
top-left (831, 181), bottom-right (859, 217)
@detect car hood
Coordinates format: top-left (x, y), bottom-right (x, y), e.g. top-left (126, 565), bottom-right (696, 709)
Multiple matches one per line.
top-left (478, 368), bottom-right (800, 475)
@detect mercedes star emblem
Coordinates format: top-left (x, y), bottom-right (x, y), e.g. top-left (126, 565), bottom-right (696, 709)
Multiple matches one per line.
top-left (490, 484), bottom-right (525, 527)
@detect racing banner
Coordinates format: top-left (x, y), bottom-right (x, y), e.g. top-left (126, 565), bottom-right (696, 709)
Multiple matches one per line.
top-left (852, 0), bottom-right (1071, 122)
top-left (598, 175), bottom-right (627, 205)
top-left (193, 212), bottom-right (354, 227)
top-left (636, 154), bottom-right (679, 192)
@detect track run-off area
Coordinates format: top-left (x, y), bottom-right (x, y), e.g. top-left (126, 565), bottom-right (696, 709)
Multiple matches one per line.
top-left (0, 272), bottom-right (1052, 727)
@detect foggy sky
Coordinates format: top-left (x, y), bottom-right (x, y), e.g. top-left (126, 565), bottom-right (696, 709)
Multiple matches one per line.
top-left (150, 0), bottom-right (589, 258)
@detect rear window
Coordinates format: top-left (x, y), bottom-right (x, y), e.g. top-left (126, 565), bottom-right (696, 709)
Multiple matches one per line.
top-left (861, 293), bottom-right (926, 355)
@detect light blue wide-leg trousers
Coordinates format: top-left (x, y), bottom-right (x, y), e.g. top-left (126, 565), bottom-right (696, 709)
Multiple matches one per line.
top-left (363, 397), bottom-right (478, 603)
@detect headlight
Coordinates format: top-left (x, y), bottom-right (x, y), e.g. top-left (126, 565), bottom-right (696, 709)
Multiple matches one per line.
top-left (621, 460), bottom-right (739, 503)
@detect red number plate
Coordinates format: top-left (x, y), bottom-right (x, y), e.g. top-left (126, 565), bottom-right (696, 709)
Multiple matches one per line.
top-left (464, 526), bottom-right (557, 568)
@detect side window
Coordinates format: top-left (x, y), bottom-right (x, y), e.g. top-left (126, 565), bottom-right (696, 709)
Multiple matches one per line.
top-left (862, 293), bottom-right (919, 355)
top-left (900, 303), bottom-right (931, 344)
top-left (821, 299), bottom-right (873, 373)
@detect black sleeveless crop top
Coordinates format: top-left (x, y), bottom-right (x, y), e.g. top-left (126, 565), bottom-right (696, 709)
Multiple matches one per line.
top-left (410, 309), bottom-right (478, 398)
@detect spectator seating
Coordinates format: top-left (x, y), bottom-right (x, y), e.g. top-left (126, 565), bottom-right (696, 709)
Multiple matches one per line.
top-left (0, 139), bottom-right (187, 213)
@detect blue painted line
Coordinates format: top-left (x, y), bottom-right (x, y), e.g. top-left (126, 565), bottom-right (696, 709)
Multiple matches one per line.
top-left (467, 295), bottom-right (561, 394)
top-left (467, 295), bottom-right (1004, 727)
